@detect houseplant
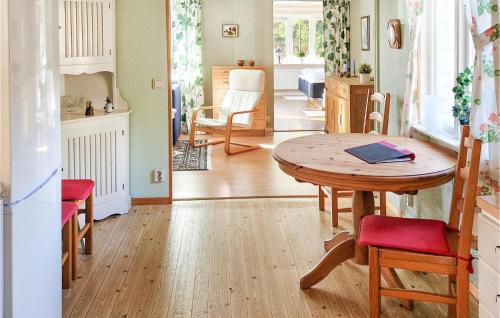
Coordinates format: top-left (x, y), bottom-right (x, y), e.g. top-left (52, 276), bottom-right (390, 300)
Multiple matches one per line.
top-left (452, 67), bottom-right (473, 126)
top-left (297, 50), bottom-right (306, 63)
top-left (358, 63), bottom-right (372, 83)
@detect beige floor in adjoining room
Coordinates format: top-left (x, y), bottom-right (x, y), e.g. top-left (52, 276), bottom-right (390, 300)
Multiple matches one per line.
top-left (62, 199), bottom-right (478, 318)
top-left (274, 91), bottom-right (325, 132)
top-left (173, 131), bottom-right (321, 200)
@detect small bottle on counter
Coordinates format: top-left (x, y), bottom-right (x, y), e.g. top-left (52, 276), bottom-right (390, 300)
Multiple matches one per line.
top-left (85, 101), bottom-right (94, 117)
top-left (104, 97), bottom-right (114, 113)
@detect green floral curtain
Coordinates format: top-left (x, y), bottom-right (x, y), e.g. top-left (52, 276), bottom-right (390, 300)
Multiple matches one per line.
top-left (172, 0), bottom-right (204, 132)
top-left (464, 0), bottom-right (499, 195)
top-left (323, 0), bottom-right (350, 75)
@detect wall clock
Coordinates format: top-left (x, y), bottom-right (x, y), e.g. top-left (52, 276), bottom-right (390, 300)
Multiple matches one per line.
top-left (387, 19), bottom-right (401, 49)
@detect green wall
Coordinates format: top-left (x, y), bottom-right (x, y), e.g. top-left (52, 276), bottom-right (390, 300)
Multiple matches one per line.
top-left (116, 0), bottom-right (170, 198)
top-left (377, 0), bottom-right (453, 221)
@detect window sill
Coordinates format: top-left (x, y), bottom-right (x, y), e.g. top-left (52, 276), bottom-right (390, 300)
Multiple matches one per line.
top-left (411, 124), bottom-right (459, 152)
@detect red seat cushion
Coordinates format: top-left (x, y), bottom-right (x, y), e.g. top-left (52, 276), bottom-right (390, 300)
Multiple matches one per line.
top-left (62, 179), bottom-right (94, 201)
top-left (358, 215), bottom-right (452, 256)
top-left (62, 202), bottom-right (78, 226)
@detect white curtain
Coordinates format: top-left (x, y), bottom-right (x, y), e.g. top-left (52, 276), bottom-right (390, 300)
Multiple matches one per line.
top-left (464, 0), bottom-right (499, 195)
top-left (401, 0), bottom-right (424, 136)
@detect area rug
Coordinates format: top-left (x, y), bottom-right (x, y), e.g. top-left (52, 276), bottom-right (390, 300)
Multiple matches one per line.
top-left (173, 140), bottom-right (209, 171)
top-left (303, 110), bottom-right (325, 118)
top-left (284, 95), bottom-right (308, 101)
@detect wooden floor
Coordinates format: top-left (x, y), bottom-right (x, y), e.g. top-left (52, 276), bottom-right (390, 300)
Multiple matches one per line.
top-left (63, 199), bottom-right (478, 318)
top-left (173, 131), bottom-right (320, 200)
top-left (274, 92), bottom-right (325, 132)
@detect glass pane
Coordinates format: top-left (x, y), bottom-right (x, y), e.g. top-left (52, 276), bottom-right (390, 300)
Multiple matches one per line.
top-left (273, 21), bottom-right (286, 60)
top-left (315, 20), bottom-right (324, 57)
top-left (293, 19), bottom-right (309, 57)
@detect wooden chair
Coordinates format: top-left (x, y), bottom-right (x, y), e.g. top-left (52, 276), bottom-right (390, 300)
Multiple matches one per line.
top-left (189, 69), bottom-right (265, 155)
top-left (62, 179), bottom-right (95, 280)
top-left (319, 89), bottom-right (391, 227)
top-left (61, 202), bottom-right (78, 289)
top-left (359, 126), bottom-right (481, 318)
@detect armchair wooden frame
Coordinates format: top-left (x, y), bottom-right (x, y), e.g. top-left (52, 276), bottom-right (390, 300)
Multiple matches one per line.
top-left (319, 89), bottom-right (391, 227)
top-left (188, 106), bottom-right (261, 156)
top-left (368, 126), bottom-right (482, 318)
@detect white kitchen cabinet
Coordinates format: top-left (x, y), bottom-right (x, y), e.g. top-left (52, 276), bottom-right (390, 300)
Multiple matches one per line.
top-left (477, 196), bottom-right (500, 318)
top-left (61, 110), bottom-right (131, 220)
top-left (58, 0), bottom-right (115, 75)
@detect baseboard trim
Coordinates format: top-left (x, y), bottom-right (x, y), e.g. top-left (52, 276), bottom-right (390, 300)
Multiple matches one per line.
top-left (131, 197), bottom-right (172, 205)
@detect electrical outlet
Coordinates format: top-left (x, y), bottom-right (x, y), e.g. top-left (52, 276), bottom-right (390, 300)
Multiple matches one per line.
top-left (152, 79), bottom-right (164, 89)
top-left (152, 169), bottom-right (166, 183)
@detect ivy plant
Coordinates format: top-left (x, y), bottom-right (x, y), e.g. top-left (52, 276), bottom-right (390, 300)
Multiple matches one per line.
top-left (452, 67), bottom-right (473, 125)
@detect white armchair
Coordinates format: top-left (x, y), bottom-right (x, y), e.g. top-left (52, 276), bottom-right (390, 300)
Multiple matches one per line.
top-left (189, 69), bottom-right (265, 155)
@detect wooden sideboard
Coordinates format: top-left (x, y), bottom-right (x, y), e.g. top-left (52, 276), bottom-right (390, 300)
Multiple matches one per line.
top-left (325, 76), bottom-right (374, 133)
top-left (212, 66), bottom-right (266, 136)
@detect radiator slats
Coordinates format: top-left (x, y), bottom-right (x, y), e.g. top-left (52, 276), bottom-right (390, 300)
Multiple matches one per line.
top-left (65, 129), bottom-right (119, 198)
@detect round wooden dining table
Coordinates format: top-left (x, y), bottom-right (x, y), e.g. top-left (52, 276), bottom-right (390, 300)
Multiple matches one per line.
top-left (273, 133), bottom-right (457, 292)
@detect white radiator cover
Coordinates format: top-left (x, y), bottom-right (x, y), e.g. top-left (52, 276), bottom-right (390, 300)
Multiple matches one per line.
top-left (62, 112), bottom-right (130, 220)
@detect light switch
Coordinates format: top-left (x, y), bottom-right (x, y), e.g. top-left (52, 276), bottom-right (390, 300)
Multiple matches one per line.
top-left (152, 79), bottom-right (164, 89)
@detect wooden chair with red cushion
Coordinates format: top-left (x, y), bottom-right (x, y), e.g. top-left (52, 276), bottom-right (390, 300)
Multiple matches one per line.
top-left (359, 126), bottom-right (481, 318)
top-left (61, 202), bottom-right (78, 289)
top-left (319, 89), bottom-right (391, 227)
top-left (62, 179), bottom-right (94, 280)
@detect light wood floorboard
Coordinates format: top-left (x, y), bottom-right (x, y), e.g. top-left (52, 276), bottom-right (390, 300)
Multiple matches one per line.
top-left (174, 132), bottom-right (320, 200)
top-left (63, 199), bottom-right (478, 318)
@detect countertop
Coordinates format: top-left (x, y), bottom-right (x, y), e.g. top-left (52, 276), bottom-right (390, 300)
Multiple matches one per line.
top-left (477, 195), bottom-right (499, 220)
top-left (61, 108), bottom-right (132, 123)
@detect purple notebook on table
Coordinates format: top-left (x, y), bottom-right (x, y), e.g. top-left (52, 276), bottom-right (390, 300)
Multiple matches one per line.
top-left (344, 141), bottom-right (416, 164)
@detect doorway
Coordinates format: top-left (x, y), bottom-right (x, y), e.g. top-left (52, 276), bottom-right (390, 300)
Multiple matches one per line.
top-left (273, 0), bottom-right (325, 132)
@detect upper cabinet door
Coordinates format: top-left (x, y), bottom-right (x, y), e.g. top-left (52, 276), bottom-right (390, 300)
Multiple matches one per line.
top-left (58, 0), bottom-right (114, 75)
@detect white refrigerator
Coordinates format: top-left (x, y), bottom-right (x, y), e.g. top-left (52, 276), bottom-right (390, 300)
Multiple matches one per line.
top-left (1, 0), bottom-right (62, 317)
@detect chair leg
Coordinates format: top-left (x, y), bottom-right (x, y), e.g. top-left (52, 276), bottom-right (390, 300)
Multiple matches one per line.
top-left (318, 186), bottom-right (325, 211)
top-left (71, 213), bottom-right (78, 280)
top-left (448, 274), bottom-right (457, 318)
top-left (331, 188), bottom-right (339, 227)
top-left (379, 191), bottom-right (387, 216)
top-left (84, 192), bottom-right (94, 255)
top-left (223, 127), bottom-right (260, 155)
top-left (369, 247), bottom-right (381, 318)
top-left (456, 263), bottom-right (469, 318)
top-left (62, 219), bottom-right (72, 289)
top-left (188, 118), bottom-right (198, 147)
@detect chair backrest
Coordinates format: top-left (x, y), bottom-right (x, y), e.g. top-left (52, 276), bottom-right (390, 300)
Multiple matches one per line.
top-left (447, 126), bottom-right (482, 259)
top-left (363, 89), bottom-right (391, 135)
top-left (219, 69), bottom-right (265, 126)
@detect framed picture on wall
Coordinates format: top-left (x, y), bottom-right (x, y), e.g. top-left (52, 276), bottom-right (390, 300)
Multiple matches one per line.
top-left (222, 24), bottom-right (239, 37)
top-left (361, 16), bottom-right (370, 51)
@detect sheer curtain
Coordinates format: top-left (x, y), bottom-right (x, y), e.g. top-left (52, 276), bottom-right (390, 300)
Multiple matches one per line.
top-left (401, 0), bottom-right (424, 136)
top-left (464, 0), bottom-right (499, 195)
top-left (172, 0), bottom-right (204, 133)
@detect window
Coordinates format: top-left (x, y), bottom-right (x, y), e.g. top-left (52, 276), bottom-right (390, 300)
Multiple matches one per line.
top-left (272, 1), bottom-right (324, 64)
top-left (417, 0), bottom-right (475, 141)
top-left (273, 21), bottom-right (287, 58)
top-left (292, 19), bottom-right (310, 57)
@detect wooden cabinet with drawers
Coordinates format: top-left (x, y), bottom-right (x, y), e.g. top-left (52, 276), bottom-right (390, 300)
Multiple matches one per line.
top-left (212, 66), bottom-right (266, 136)
top-left (325, 76), bottom-right (374, 133)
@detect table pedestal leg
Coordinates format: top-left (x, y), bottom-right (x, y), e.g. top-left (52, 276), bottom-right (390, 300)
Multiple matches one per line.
top-left (300, 236), bottom-right (355, 290)
top-left (299, 190), bottom-right (374, 289)
top-left (352, 190), bottom-right (375, 265)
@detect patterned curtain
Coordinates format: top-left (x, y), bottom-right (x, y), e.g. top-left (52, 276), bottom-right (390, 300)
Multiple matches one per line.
top-left (400, 0), bottom-right (424, 136)
top-left (323, 0), bottom-right (350, 76)
top-left (172, 0), bottom-right (204, 133)
top-left (464, 0), bottom-right (499, 195)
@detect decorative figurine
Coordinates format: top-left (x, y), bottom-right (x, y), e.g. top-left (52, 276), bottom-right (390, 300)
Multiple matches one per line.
top-left (85, 101), bottom-right (94, 117)
top-left (103, 97), bottom-right (114, 113)
top-left (237, 59), bottom-right (244, 66)
top-left (248, 59), bottom-right (255, 67)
